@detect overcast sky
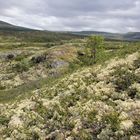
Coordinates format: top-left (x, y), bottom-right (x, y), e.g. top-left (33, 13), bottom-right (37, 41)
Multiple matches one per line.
top-left (0, 0), bottom-right (140, 32)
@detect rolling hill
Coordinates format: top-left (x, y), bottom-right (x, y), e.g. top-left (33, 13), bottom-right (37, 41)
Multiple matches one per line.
top-left (0, 20), bottom-right (82, 43)
top-left (0, 20), bottom-right (35, 31)
top-left (123, 32), bottom-right (140, 41)
top-left (0, 20), bottom-right (140, 41)
top-left (70, 31), bottom-right (140, 41)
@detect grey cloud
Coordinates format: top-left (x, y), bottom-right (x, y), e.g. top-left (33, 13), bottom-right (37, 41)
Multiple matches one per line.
top-left (0, 0), bottom-right (140, 32)
top-left (45, 0), bottom-right (136, 15)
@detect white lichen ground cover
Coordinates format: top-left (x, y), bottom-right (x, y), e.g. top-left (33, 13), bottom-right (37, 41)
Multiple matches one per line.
top-left (0, 52), bottom-right (140, 140)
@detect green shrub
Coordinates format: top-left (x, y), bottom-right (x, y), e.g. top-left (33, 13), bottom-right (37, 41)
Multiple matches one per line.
top-left (112, 68), bottom-right (138, 92)
top-left (35, 101), bottom-right (47, 118)
top-left (127, 87), bottom-right (138, 99)
top-left (133, 57), bottom-right (140, 69)
top-left (0, 83), bottom-right (6, 90)
top-left (86, 35), bottom-right (104, 64)
top-left (133, 120), bottom-right (140, 135)
top-left (77, 48), bottom-right (94, 66)
top-left (32, 132), bottom-right (40, 140)
top-left (15, 55), bottom-right (25, 61)
top-left (102, 112), bottom-right (120, 132)
top-left (72, 129), bottom-right (93, 140)
top-left (12, 60), bottom-right (29, 73)
top-left (0, 116), bottom-right (10, 125)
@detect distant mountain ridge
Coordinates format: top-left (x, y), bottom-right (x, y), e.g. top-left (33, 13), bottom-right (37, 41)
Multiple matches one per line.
top-left (123, 32), bottom-right (140, 41)
top-left (0, 20), bottom-right (35, 31)
top-left (70, 31), bottom-right (123, 40)
top-left (70, 31), bottom-right (140, 41)
top-left (0, 20), bottom-right (140, 41)
top-left (0, 20), bottom-right (14, 27)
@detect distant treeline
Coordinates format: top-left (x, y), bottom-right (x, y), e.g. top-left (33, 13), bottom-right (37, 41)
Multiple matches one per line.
top-left (0, 30), bottom-right (83, 42)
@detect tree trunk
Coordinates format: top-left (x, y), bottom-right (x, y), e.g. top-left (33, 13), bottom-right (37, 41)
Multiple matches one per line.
top-left (93, 47), bottom-right (96, 63)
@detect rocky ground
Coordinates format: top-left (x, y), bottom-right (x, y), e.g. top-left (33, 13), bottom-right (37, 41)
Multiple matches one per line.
top-left (0, 45), bottom-right (78, 90)
top-left (0, 52), bottom-right (140, 140)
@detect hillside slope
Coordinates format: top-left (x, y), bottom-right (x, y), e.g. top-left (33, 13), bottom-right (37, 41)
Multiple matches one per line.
top-left (0, 52), bottom-right (140, 140)
top-left (0, 21), bottom-right (34, 31)
top-left (123, 32), bottom-right (140, 41)
top-left (0, 21), bottom-right (14, 28)
top-left (71, 31), bottom-right (123, 40)
top-left (0, 20), bottom-right (82, 43)
top-left (1, 20), bottom-right (140, 41)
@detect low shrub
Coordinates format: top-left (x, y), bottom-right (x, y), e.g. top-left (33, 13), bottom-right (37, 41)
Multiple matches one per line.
top-left (0, 83), bottom-right (6, 90)
top-left (12, 61), bottom-right (30, 73)
top-left (112, 68), bottom-right (138, 92)
top-left (15, 55), bottom-right (25, 61)
top-left (127, 87), bottom-right (138, 99)
top-left (0, 116), bottom-right (10, 125)
top-left (133, 57), bottom-right (140, 69)
top-left (102, 112), bottom-right (120, 132)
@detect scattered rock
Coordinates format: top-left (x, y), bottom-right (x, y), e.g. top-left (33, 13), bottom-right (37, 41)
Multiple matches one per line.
top-left (31, 54), bottom-right (46, 64)
top-left (77, 50), bottom-right (85, 56)
top-left (50, 60), bottom-right (69, 69)
top-left (6, 54), bottom-right (15, 60)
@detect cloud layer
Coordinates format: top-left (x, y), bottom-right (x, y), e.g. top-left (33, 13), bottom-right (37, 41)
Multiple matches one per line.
top-left (0, 0), bottom-right (140, 32)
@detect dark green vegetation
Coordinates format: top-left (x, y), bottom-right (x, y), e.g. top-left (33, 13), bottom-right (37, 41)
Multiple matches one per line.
top-left (0, 30), bottom-right (82, 43)
top-left (86, 35), bottom-right (104, 64)
top-left (74, 41), bottom-right (140, 67)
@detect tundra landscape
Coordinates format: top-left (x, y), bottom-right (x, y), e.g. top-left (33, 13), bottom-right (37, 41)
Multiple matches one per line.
top-left (0, 0), bottom-right (140, 140)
